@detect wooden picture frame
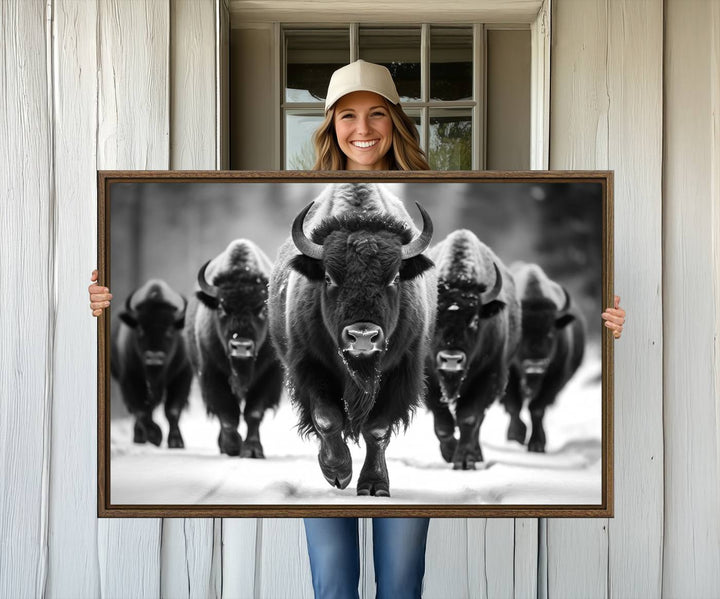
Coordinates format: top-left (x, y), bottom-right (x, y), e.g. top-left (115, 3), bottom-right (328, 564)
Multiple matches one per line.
top-left (98, 170), bottom-right (613, 518)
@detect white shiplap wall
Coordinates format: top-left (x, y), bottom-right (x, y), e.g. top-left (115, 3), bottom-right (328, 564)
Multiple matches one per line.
top-left (1, 0), bottom-right (718, 597)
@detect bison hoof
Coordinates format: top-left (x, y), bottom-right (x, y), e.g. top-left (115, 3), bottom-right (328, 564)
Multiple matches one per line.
top-left (507, 420), bottom-right (527, 445)
top-left (218, 429), bottom-right (242, 456)
top-left (167, 432), bottom-right (185, 449)
top-left (528, 439), bottom-right (546, 453)
top-left (133, 422), bottom-right (147, 444)
top-left (357, 481), bottom-right (390, 497)
top-left (240, 440), bottom-right (265, 459)
top-left (146, 422), bottom-right (162, 446)
top-left (452, 449), bottom-right (483, 470)
top-left (439, 438), bottom-right (457, 463)
top-left (318, 450), bottom-right (352, 490)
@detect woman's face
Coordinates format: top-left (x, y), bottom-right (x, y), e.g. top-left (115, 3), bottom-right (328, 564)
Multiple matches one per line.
top-left (333, 91), bottom-right (394, 171)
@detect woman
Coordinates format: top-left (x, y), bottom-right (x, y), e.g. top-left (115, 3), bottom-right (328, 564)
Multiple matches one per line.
top-left (88, 60), bottom-right (626, 598)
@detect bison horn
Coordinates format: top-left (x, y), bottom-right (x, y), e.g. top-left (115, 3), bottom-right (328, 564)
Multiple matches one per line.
top-left (558, 286), bottom-right (572, 314)
top-left (292, 202), bottom-right (324, 260)
top-left (197, 260), bottom-right (219, 298)
top-left (480, 263), bottom-right (503, 304)
top-left (401, 202), bottom-right (434, 260)
top-left (124, 291), bottom-right (138, 318)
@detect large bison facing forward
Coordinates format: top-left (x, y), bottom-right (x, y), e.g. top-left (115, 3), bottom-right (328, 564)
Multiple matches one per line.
top-left (269, 183), bottom-right (436, 496)
top-left (185, 239), bottom-right (283, 457)
top-left (426, 230), bottom-right (521, 469)
top-left (501, 262), bottom-right (585, 452)
top-left (111, 279), bottom-right (192, 448)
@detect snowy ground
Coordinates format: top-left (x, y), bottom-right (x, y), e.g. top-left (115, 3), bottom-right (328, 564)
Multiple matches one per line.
top-left (110, 347), bottom-right (603, 506)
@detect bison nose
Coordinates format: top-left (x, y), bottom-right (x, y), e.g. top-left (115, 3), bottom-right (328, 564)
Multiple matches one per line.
top-left (437, 350), bottom-right (466, 372)
top-left (522, 358), bottom-right (549, 375)
top-left (341, 322), bottom-right (385, 355)
top-left (143, 351), bottom-right (166, 366)
top-left (229, 338), bottom-right (255, 359)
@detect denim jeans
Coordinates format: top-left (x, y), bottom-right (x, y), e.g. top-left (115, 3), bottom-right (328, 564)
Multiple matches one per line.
top-left (303, 517), bottom-right (430, 599)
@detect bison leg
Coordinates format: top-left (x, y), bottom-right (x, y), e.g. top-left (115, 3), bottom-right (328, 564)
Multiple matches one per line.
top-left (357, 423), bottom-right (392, 497)
top-left (241, 363), bottom-right (283, 459)
top-left (165, 368), bottom-right (192, 449)
top-left (502, 365), bottom-right (527, 445)
top-left (452, 368), bottom-right (505, 470)
top-left (134, 412), bottom-right (162, 447)
top-left (312, 401), bottom-right (352, 489)
top-left (426, 373), bottom-right (457, 463)
top-left (200, 369), bottom-right (242, 456)
top-left (527, 377), bottom-right (564, 452)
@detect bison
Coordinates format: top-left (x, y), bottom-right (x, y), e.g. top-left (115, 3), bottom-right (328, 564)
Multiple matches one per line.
top-left (425, 229), bottom-right (521, 469)
top-left (184, 239), bottom-right (283, 457)
top-left (501, 262), bottom-right (585, 452)
top-left (111, 279), bottom-right (192, 448)
top-left (268, 183), bottom-right (436, 496)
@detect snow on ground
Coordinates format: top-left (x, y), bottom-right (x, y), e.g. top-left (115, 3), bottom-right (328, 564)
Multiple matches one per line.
top-left (110, 347), bottom-right (603, 506)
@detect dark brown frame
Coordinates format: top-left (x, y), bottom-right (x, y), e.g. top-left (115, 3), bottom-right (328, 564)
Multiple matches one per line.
top-left (98, 170), bottom-right (614, 518)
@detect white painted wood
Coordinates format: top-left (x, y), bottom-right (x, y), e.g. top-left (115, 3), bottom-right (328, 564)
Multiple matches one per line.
top-left (547, 0), bottom-right (610, 594)
top-left (513, 519), bottom-right (538, 599)
top-left (171, 0), bottom-right (216, 170)
top-left (46, 0), bottom-right (101, 597)
top-left (257, 519), bottom-right (314, 599)
top-left (663, 1), bottom-right (720, 595)
top-left (424, 519), bottom-right (469, 599)
top-left (468, 519), bottom-right (515, 599)
top-left (0, 1), bottom-right (52, 597)
top-left (218, 0), bottom-right (230, 169)
top-left (229, 0), bottom-right (543, 24)
top-left (606, 1), bottom-right (664, 597)
top-left (96, 1), bottom-right (169, 594)
top-left (222, 519), bottom-right (258, 598)
top-left (163, 2), bottom-right (219, 596)
top-left (530, 0), bottom-right (550, 170)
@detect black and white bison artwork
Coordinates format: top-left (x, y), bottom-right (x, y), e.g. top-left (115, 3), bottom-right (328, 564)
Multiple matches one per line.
top-left (184, 239), bottom-right (283, 458)
top-left (501, 262), bottom-right (586, 453)
top-left (425, 229), bottom-right (521, 470)
top-left (111, 279), bottom-right (192, 448)
top-left (268, 183), bottom-right (437, 496)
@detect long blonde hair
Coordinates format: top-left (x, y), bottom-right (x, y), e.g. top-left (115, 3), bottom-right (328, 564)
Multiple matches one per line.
top-left (311, 100), bottom-right (430, 171)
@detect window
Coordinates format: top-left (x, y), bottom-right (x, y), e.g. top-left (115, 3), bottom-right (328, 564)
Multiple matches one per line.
top-left (283, 25), bottom-right (479, 170)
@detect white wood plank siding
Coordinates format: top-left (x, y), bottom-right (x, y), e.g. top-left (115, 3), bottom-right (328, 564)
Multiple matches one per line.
top-left (96, 1), bottom-right (169, 596)
top-left (257, 519), bottom-right (314, 598)
top-left (162, 1), bottom-right (219, 597)
top-left (222, 519), bottom-right (258, 598)
top-left (606, 1), bottom-right (664, 597)
top-left (663, 1), bottom-right (720, 595)
top-left (423, 519), bottom-right (469, 599)
top-left (548, 1), bottom-right (610, 595)
top-left (47, 0), bottom-right (101, 596)
top-left (0, 1), bottom-right (53, 598)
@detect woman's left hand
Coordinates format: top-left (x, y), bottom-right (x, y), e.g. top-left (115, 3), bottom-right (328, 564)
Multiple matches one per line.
top-left (601, 295), bottom-right (625, 339)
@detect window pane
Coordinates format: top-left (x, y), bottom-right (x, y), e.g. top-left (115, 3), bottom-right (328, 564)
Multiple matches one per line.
top-left (429, 109), bottom-right (472, 170)
top-left (430, 27), bottom-right (473, 101)
top-left (285, 112), bottom-right (324, 169)
top-left (359, 27), bottom-right (421, 102)
top-left (286, 30), bottom-right (349, 103)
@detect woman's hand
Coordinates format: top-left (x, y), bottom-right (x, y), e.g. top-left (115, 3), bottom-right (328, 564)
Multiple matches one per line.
top-left (601, 295), bottom-right (625, 339)
top-left (89, 269), bottom-right (112, 317)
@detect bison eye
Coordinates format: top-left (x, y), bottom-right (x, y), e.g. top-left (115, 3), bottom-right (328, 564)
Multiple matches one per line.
top-left (324, 273), bottom-right (337, 287)
top-left (389, 273), bottom-right (400, 287)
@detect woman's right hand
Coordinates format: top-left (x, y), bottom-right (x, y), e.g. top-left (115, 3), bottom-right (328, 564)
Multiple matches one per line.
top-left (89, 269), bottom-right (112, 317)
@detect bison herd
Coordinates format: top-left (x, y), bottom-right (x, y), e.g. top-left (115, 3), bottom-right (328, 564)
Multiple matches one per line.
top-left (111, 183), bottom-right (588, 497)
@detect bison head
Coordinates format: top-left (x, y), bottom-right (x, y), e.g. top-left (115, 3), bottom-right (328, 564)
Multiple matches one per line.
top-left (119, 285), bottom-right (187, 377)
top-left (196, 262), bottom-right (269, 391)
top-left (432, 265), bottom-right (504, 403)
top-left (518, 287), bottom-right (574, 384)
top-left (289, 201), bottom-right (433, 405)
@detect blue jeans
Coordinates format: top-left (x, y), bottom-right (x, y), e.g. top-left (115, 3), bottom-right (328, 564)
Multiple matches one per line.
top-left (303, 517), bottom-right (430, 599)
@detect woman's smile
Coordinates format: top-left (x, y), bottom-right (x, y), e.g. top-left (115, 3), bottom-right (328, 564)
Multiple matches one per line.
top-left (334, 90), bottom-right (393, 170)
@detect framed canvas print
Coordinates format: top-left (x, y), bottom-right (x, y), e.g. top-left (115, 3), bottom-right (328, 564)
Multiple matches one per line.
top-left (97, 171), bottom-right (613, 517)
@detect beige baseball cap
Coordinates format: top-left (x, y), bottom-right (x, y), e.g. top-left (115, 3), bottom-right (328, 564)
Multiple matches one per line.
top-left (324, 60), bottom-right (400, 112)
